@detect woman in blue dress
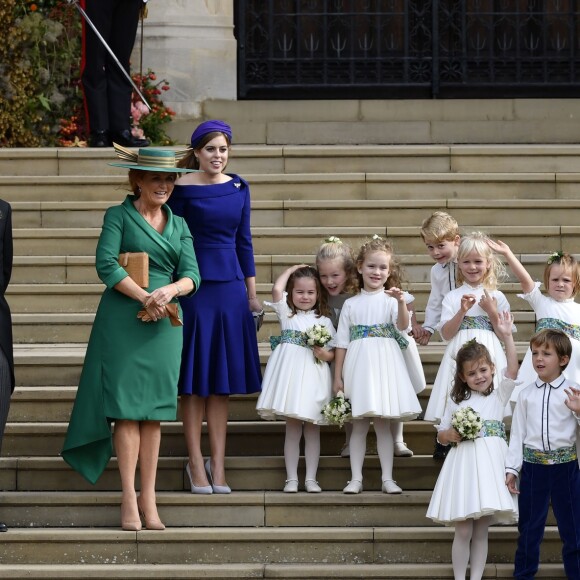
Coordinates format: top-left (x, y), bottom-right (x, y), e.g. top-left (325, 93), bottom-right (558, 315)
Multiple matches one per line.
top-left (168, 120), bottom-right (262, 494)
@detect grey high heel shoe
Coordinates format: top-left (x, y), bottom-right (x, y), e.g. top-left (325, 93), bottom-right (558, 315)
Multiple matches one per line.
top-left (205, 459), bottom-right (231, 494)
top-left (185, 462), bottom-right (213, 494)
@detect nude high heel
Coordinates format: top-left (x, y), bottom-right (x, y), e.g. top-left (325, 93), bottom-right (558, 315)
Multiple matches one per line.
top-left (121, 499), bottom-right (142, 532)
top-left (137, 498), bottom-right (165, 531)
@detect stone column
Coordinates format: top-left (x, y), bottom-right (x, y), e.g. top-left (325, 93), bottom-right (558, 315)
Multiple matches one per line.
top-left (133, 0), bottom-right (236, 139)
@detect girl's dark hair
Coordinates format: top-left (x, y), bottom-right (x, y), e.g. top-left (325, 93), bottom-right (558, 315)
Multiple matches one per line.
top-left (178, 131), bottom-right (232, 171)
top-left (285, 266), bottom-right (330, 318)
top-left (450, 339), bottom-right (495, 403)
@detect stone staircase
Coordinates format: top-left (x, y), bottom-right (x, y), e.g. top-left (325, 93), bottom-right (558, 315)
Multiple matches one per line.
top-left (0, 140), bottom-right (576, 579)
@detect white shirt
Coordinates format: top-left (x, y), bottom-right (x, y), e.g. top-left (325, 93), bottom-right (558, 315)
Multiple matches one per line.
top-left (505, 375), bottom-right (580, 476)
top-left (423, 261), bottom-right (457, 334)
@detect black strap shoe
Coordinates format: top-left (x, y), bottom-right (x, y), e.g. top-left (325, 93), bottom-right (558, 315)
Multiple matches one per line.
top-left (0, 522), bottom-right (8, 532)
top-left (89, 130), bottom-right (111, 148)
top-left (110, 129), bottom-right (150, 148)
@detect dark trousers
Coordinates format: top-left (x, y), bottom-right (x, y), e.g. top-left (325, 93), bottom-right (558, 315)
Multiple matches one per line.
top-left (0, 348), bottom-right (11, 455)
top-left (82, 0), bottom-right (142, 133)
top-left (515, 460), bottom-right (580, 579)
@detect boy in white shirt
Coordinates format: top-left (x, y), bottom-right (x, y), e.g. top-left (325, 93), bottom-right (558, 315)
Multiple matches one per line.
top-left (415, 211), bottom-right (460, 459)
top-left (506, 329), bottom-right (580, 580)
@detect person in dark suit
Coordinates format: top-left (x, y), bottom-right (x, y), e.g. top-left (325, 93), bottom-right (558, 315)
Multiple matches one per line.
top-left (82, 0), bottom-right (150, 148)
top-left (0, 199), bottom-right (14, 532)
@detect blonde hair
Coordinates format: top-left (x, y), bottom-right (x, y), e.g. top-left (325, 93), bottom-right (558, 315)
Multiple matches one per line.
top-left (315, 238), bottom-right (359, 295)
top-left (456, 232), bottom-right (506, 290)
top-left (544, 253), bottom-right (580, 297)
top-left (420, 211), bottom-right (460, 243)
top-left (355, 236), bottom-right (395, 290)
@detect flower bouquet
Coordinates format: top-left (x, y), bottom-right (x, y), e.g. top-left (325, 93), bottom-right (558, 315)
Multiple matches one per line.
top-left (321, 391), bottom-right (352, 427)
top-left (451, 406), bottom-right (483, 442)
top-left (305, 324), bottom-right (332, 364)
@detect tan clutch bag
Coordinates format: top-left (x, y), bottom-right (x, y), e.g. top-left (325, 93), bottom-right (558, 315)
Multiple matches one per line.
top-left (118, 252), bottom-right (149, 288)
top-left (137, 303), bottom-right (183, 327)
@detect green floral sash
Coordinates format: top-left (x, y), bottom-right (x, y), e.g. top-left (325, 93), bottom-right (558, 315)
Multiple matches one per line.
top-left (349, 323), bottom-right (408, 351)
top-left (459, 315), bottom-right (494, 332)
top-left (523, 444), bottom-right (577, 465)
top-left (481, 420), bottom-right (507, 443)
top-left (269, 329), bottom-right (308, 351)
top-left (536, 318), bottom-right (580, 342)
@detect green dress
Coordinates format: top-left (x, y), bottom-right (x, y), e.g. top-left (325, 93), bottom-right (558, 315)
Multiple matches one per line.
top-left (61, 195), bottom-right (200, 484)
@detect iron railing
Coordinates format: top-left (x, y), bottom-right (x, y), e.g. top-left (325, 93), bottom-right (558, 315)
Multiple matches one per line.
top-left (235, 0), bottom-right (580, 98)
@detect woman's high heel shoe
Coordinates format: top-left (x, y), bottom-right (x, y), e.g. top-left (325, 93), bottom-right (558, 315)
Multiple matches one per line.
top-left (137, 498), bottom-right (165, 531)
top-left (204, 459), bottom-right (231, 494)
top-left (185, 462), bottom-right (213, 494)
top-left (121, 500), bottom-right (142, 531)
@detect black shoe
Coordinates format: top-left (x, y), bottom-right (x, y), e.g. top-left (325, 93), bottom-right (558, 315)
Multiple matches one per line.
top-left (0, 522), bottom-right (7, 532)
top-left (89, 130), bottom-right (111, 148)
top-left (433, 441), bottom-right (450, 460)
top-left (110, 129), bottom-right (150, 148)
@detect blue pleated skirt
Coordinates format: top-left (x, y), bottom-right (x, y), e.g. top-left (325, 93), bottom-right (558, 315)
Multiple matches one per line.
top-left (178, 279), bottom-right (262, 397)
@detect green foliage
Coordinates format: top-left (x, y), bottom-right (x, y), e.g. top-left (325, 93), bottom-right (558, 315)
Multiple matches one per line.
top-left (1, 1), bottom-right (174, 147)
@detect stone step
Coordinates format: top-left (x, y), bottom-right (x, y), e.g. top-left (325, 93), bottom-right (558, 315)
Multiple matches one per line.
top-left (13, 342), bottom-right (531, 386)
top-left (0, 455), bottom-right (441, 493)
top-left (8, 310), bottom-right (539, 344)
top-left (12, 225), bottom-right (578, 257)
top-left (3, 172), bottom-right (580, 202)
top-left (9, 198), bottom-right (580, 229)
top-left (0, 491), bottom-right (556, 529)
top-left (199, 97), bottom-right (580, 148)
top-left (3, 145), bottom-right (580, 179)
top-left (5, 282), bottom-right (547, 314)
top-left (8, 386), bottom-right (440, 423)
top-left (10, 253), bottom-right (561, 286)
top-left (0, 526), bottom-right (565, 565)
top-left (0, 563), bottom-right (567, 580)
top-left (1, 421), bottom-right (438, 459)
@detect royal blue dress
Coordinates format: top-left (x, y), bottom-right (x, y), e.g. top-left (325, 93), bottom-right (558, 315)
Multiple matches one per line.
top-left (167, 175), bottom-right (262, 397)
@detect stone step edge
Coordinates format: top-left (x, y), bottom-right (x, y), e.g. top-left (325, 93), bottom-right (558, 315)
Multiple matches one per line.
top-left (4, 172), bottom-right (580, 187)
top-left (11, 342), bottom-right (532, 364)
top-left (0, 563), bottom-right (566, 579)
top-left (4, 143), bottom-right (580, 157)
top-left (11, 253), bottom-right (569, 265)
top-left (0, 525), bottom-right (562, 540)
top-left (9, 198), bottom-right (580, 210)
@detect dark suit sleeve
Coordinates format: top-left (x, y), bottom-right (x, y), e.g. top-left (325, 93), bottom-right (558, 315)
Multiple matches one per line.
top-left (2, 203), bottom-right (12, 293)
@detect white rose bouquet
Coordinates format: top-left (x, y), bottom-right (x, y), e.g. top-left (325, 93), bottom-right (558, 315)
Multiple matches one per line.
top-left (305, 324), bottom-right (332, 364)
top-left (321, 391), bottom-right (352, 427)
top-left (451, 406), bottom-right (483, 442)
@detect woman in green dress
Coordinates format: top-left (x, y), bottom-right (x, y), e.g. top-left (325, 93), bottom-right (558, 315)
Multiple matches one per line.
top-left (62, 146), bottom-right (200, 531)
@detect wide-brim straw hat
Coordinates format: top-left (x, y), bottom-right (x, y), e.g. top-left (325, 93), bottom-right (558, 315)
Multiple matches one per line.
top-left (109, 143), bottom-right (198, 173)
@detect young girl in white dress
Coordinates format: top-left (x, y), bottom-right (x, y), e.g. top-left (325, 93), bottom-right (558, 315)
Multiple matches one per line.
top-left (316, 236), bottom-right (421, 458)
top-left (333, 236), bottom-right (422, 495)
top-left (256, 265), bottom-right (335, 493)
top-left (487, 240), bottom-right (580, 397)
top-left (424, 232), bottom-right (514, 423)
top-left (426, 311), bottom-right (519, 580)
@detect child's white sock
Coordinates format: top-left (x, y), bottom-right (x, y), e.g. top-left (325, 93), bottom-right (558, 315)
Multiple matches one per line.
top-left (374, 418), bottom-right (394, 480)
top-left (284, 419), bottom-right (302, 480)
top-left (303, 422), bottom-right (320, 481)
top-left (349, 419), bottom-right (370, 481)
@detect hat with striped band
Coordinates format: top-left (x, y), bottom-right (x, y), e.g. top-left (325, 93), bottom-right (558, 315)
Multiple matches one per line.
top-left (109, 143), bottom-right (198, 173)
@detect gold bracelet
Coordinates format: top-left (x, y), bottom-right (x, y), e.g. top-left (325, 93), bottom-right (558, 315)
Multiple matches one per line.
top-left (174, 282), bottom-right (182, 297)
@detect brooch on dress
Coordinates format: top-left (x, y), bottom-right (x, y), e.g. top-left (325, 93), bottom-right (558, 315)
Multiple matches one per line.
top-left (234, 182), bottom-right (241, 189)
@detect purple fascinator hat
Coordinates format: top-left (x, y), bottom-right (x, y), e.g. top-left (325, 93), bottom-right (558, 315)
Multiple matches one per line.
top-left (190, 120), bottom-right (233, 149)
